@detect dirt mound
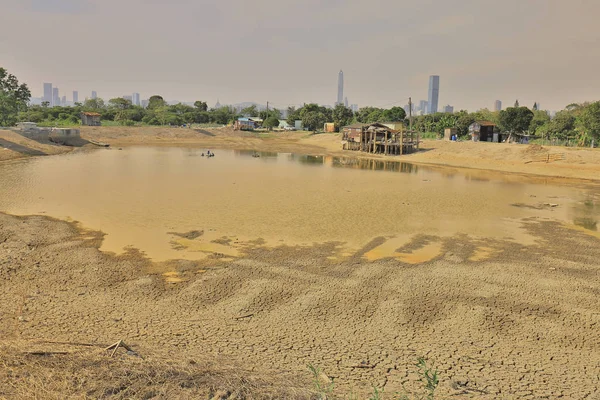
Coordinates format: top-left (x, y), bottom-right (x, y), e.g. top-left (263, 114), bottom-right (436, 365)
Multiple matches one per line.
top-left (522, 143), bottom-right (547, 154)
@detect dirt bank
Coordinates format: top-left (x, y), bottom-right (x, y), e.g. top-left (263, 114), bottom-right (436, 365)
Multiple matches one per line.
top-left (0, 129), bottom-right (74, 162)
top-left (1, 212), bottom-right (598, 398)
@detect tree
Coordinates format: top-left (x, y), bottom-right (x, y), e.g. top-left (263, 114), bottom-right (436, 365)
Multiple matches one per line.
top-left (193, 101), bottom-right (208, 111)
top-left (286, 106), bottom-right (301, 126)
top-left (575, 101), bottom-right (600, 145)
top-left (263, 116), bottom-right (279, 130)
top-left (241, 104), bottom-right (258, 117)
top-left (302, 111), bottom-right (326, 131)
top-left (332, 104), bottom-right (354, 130)
top-left (498, 107), bottom-right (534, 134)
top-left (108, 97), bottom-right (132, 110)
top-left (381, 106), bottom-right (406, 122)
top-left (84, 98), bottom-right (105, 110)
top-left (0, 67), bottom-right (31, 126)
top-left (147, 95), bottom-right (166, 110)
top-left (529, 110), bottom-right (550, 134)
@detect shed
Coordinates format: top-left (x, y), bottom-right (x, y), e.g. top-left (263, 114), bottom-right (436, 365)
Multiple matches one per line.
top-left (342, 123), bottom-right (367, 141)
top-left (81, 112), bottom-right (101, 126)
top-left (444, 128), bottom-right (457, 141)
top-left (469, 121), bottom-right (497, 142)
top-left (234, 117), bottom-right (262, 131)
top-left (324, 123), bottom-right (336, 133)
top-left (381, 122), bottom-right (404, 131)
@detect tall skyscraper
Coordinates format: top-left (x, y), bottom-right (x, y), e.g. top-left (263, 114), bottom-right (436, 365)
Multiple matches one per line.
top-left (123, 95), bottom-right (133, 102)
top-left (351, 104), bottom-right (359, 113)
top-left (132, 93), bottom-right (140, 106)
top-left (73, 91), bottom-right (79, 103)
top-left (337, 70), bottom-right (344, 106)
top-left (61, 96), bottom-right (67, 106)
top-left (427, 75), bottom-right (439, 114)
top-left (344, 96), bottom-right (348, 108)
top-left (43, 83), bottom-right (53, 105)
top-left (419, 100), bottom-right (428, 114)
top-left (443, 104), bottom-right (454, 113)
top-left (91, 91), bottom-right (97, 99)
top-left (494, 100), bottom-right (502, 111)
top-left (52, 88), bottom-right (59, 107)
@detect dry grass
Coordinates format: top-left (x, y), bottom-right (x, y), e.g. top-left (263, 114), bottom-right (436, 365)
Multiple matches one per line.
top-left (0, 341), bottom-right (314, 400)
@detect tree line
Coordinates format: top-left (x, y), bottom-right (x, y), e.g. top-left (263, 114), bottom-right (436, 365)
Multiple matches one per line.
top-left (2, 66), bottom-right (600, 145)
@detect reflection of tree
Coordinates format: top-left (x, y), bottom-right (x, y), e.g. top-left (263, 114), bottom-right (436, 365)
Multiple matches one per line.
top-left (234, 150), bottom-right (278, 158)
top-left (574, 217), bottom-right (598, 231)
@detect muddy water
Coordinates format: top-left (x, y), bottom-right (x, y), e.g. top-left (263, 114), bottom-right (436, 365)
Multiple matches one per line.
top-left (0, 147), bottom-right (598, 262)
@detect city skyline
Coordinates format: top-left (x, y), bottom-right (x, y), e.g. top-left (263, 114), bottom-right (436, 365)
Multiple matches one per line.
top-left (2, 1), bottom-right (598, 111)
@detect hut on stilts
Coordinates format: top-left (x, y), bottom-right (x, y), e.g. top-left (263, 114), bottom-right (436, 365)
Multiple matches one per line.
top-left (342, 123), bottom-right (418, 155)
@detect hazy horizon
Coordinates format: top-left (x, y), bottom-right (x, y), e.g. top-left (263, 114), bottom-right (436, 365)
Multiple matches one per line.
top-left (1, 0), bottom-right (599, 111)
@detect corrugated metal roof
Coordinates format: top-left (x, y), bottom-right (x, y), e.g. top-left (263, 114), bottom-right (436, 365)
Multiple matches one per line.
top-left (81, 112), bottom-right (101, 117)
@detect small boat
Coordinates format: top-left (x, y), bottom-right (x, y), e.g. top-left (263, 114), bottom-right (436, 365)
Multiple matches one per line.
top-left (88, 139), bottom-right (110, 148)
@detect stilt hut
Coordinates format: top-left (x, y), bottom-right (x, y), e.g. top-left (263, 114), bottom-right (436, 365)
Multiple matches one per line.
top-left (343, 123), bottom-right (418, 155)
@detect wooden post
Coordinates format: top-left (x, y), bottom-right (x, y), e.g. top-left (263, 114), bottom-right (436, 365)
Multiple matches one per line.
top-left (400, 131), bottom-right (404, 155)
top-left (384, 131), bottom-right (388, 155)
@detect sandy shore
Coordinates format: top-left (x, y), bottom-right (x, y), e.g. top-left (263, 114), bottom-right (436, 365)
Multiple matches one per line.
top-left (1, 126), bottom-right (599, 398)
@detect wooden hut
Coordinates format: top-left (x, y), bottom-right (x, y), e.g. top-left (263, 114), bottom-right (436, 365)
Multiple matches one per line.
top-left (81, 112), bottom-right (101, 126)
top-left (343, 123), bottom-right (418, 155)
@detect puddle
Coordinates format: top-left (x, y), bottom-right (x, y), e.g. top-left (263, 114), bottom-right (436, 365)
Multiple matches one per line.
top-left (365, 236), bottom-right (443, 264)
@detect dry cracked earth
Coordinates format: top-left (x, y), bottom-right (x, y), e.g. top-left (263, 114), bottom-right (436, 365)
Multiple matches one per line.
top-left (0, 212), bottom-right (599, 399)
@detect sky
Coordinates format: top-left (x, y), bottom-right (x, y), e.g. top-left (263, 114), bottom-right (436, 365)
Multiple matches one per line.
top-left (1, 0), bottom-right (599, 111)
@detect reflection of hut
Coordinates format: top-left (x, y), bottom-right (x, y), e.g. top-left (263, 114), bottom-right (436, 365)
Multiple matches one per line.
top-left (343, 123), bottom-right (418, 155)
top-left (81, 112), bottom-right (101, 126)
top-left (469, 121), bottom-right (498, 142)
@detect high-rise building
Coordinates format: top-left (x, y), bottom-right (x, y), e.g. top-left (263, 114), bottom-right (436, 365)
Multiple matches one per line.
top-left (73, 91), bottom-right (79, 104)
top-left (427, 75), bottom-right (439, 114)
top-left (43, 83), bottom-right (53, 105)
top-left (91, 91), bottom-right (97, 99)
top-left (123, 95), bottom-right (133, 102)
top-left (141, 99), bottom-right (149, 108)
top-left (351, 104), bottom-right (359, 113)
top-left (52, 88), bottom-right (59, 107)
top-left (443, 104), bottom-right (454, 113)
top-left (132, 93), bottom-right (140, 106)
top-left (419, 100), bottom-right (428, 114)
top-left (61, 96), bottom-right (67, 106)
top-left (344, 97), bottom-right (348, 108)
top-left (494, 100), bottom-right (502, 111)
top-left (337, 70), bottom-right (344, 106)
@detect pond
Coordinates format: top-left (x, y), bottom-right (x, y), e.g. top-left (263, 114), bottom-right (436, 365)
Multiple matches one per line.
top-left (0, 147), bottom-right (598, 261)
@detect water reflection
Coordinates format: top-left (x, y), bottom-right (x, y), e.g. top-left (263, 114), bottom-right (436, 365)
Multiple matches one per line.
top-left (234, 150), bottom-right (279, 159)
top-left (331, 157), bottom-right (419, 174)
top-left (572, 196), bottom-right (599, 231)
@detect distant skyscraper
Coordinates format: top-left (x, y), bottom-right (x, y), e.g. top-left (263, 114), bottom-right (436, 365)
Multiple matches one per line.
top-left (132, 93), bottom-right (140, 106)
top-left (344, 96), bottom-right (348, 108)
top-left (443, 104), bottom-right (454, 113)
top-left (419, 100), bottom-right (428, 114)
top-left (427, 75), bottom-right (439, 114)
top-left (61, 96), bottom-right (66, 106)
top-left (141, 99), bottom-right (149, 109)
top-left (43, 83), bottom-right (53, 105)
top-left (337, 70), bottom-right (344, 106)
top-left (351, 104), bottom-right (359, 113)
top-left (494, 100), bottom-right (502, 111)
top-left (73, 91), bottom-right (79, 103)
top-left (123, 95), bottom-right (133, 102)
top-left (91, 91), bottom-right (97, 99)
top-left (52, 88), bottom-right (59, 107)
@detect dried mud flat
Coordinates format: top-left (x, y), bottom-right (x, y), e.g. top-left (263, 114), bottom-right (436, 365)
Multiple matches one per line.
top-left (1, 212), bottom-right (599, 399)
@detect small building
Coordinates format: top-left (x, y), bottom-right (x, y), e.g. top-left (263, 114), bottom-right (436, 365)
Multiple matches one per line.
top-left (341, 123), bottom-right (367, 141)
top-left (444, 128), bottom-right (457, 141)
top-left (343, 123), bottom-right (418, 155)
top-left (294, 120), bottom-right (304, 130)
top-left (469, 121), bottom-right (498, 142)
top-left (234, 117), bottom-right (262, 131)
top-left (381, 122), bottom-right (404, 131)
top-left (81, 112), bottom-right (101, 126)
top-left (324, 123), bottom-right (336, 133)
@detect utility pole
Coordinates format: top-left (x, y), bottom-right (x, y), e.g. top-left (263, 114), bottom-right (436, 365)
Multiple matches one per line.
top-left (266, 101), bottom-right (269, 118)
top-left (408, 97), bottom-right (413, 132)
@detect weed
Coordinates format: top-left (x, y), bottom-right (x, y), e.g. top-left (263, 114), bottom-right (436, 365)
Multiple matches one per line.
top-left (308, 364), bottom-right (335, 399)
top-left (416, 357), bottom-right (439, 400)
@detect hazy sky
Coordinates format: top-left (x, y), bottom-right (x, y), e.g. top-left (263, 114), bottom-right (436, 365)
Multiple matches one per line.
top-left (1, 0), bottom-right (599, 111)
